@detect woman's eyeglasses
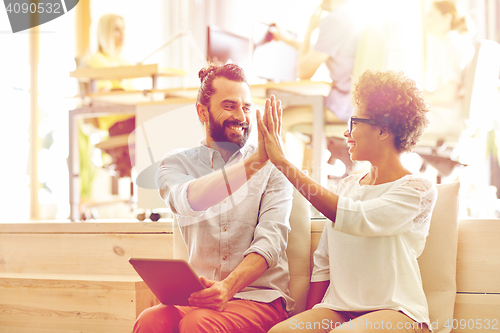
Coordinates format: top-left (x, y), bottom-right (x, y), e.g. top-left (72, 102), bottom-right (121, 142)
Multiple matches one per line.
top-left (348, 117), bottom-right (377, 134)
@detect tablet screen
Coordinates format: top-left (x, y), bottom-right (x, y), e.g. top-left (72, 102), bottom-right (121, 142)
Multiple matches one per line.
top-left (130, 258), bottom-right (206, 306)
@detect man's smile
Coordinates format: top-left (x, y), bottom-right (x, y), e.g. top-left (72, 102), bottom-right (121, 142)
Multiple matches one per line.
top-left (225, 121), bottom-right (249, 135)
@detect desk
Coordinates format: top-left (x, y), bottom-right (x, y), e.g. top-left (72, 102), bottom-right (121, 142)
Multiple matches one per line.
top-left (70, 64), bottom-right (186, 93)
top-left (68, 98), bottom-right (200, 221)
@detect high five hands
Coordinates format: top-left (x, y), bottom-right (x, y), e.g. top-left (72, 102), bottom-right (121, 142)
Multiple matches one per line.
top-left (256, 95), bottom-right (287, 167)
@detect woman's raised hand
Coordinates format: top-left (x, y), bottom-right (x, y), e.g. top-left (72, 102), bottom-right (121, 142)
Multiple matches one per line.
top-left (257, 95), bottom-right (287, 166)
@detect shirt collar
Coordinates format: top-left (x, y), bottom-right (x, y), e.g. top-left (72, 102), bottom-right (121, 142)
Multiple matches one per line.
top-left (199, 139), bottom-right (251, 169)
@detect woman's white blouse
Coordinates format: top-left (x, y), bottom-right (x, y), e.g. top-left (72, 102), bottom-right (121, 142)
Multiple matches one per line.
top-left (312, 174), bottom-right (438, 326)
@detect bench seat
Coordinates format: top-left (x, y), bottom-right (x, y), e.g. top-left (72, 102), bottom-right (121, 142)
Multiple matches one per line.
top-left (0, 272), bottom-right (157, 332)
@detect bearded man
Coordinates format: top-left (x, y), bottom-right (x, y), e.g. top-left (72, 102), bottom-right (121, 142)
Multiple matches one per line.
top-left (133, 63), bottom-right (294, 333)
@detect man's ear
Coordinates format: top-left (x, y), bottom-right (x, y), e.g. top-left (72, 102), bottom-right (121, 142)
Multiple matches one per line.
top-left (196, 103), bottom-right (209, 123)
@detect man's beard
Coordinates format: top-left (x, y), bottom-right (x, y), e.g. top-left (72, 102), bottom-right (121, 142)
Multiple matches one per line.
top-left (208, 109), bottom-right (251, 150)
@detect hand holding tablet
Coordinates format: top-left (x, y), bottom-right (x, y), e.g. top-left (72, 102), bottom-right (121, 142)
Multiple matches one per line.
top-left (129, 258), bottom-right (206, 306)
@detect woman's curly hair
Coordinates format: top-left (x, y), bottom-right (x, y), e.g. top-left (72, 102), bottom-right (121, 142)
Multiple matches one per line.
top-left (351, 69), bottom-right (431, 152)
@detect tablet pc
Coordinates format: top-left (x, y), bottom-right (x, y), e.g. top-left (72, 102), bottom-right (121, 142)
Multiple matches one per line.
top-left (129, 258), bottom-right (206, 306)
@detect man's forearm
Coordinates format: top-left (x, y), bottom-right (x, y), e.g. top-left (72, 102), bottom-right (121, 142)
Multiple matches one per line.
top-left (221, 253), bottom-right (269, 299)
top-left (299, 28), bottom-right (314, 59)
top-left (187, 154), bottom-right (268, 211)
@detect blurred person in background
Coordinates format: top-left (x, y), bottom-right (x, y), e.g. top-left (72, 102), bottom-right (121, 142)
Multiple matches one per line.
top-left (422, 0), bottom-right (474, 141)
top-left (78, 14), bottom-right (135, 217)
top-left (272, 0), bottom-right (362, 125)
top-left (83, 13), bottom-right (133, 92)
top-left (271, 0), bottom-right (363, 174)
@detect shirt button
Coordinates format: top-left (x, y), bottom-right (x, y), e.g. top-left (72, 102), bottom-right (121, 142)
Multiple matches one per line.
top-left (222, 256), bottom-right (227, 261)
top-left (222, 227), bottom-right (227, 232)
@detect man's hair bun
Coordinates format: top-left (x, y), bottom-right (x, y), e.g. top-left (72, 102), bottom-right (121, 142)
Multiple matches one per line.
top-left (198, 63), bottom-right (223, 82)
top-left (196, 62), bottom-right (247, 106)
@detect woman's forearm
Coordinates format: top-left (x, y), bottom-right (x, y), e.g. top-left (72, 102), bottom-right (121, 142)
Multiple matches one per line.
top-left (273, 158), bottom-right (339, 221)
top-left (306, 280), bottom-right (330, 310)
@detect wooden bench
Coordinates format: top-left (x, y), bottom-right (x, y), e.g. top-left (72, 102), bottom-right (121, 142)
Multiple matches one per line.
top-left (0, 222), bottom-right (172, 332)
top-left (454, 219), bottom-right (500, 332)
top-left (1, 218), bottom-right (499, 332)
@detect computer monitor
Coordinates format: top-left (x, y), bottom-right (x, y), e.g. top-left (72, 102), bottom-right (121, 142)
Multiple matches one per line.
top-left (206, 26), bottom-right (252, 74)
top-left (252, 22), bottom-right (298, 82)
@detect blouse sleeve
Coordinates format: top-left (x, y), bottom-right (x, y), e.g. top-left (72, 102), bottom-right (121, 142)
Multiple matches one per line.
top-left (334, 177), bottom-right (437, 237)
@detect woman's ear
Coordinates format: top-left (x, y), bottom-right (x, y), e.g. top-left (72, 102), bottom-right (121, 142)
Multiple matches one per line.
top-left (378, 126), bottom-right (390, 140)
top-left (196, 103), bottom-right (208, 123)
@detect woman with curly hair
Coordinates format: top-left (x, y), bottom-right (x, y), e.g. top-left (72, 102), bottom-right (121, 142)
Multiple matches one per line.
top-left (259, 69), bottom-right (438, 332)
